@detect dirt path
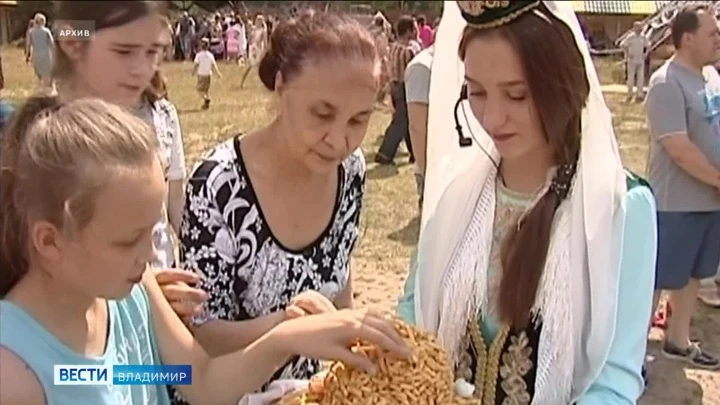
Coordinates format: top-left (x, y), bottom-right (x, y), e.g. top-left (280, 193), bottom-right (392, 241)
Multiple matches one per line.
top-left (601, 83), bottom-right (649, 94)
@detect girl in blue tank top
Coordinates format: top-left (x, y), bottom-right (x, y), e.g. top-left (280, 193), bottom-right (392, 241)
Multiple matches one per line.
top-left (1, 3), bottom-right (410, 405)
top-left (0, 93), bottom-right (408, 405)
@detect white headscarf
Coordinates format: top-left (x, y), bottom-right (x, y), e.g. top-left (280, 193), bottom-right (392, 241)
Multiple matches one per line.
top-left (414, 1), bottom-right (627, 400)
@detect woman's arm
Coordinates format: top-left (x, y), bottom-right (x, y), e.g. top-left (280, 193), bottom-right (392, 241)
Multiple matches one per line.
top-left (192, 314), bottom-right (286, 356)
top-left (167, 180), bottom-right (184, 235)
top-left (405, 62), bottom-right (431, 176)
top-left (143, 271), bottom-right (410, 405)
top-left (142, 271), bottom-right (291, 405)
top-left (577, 186), bottom-right (657, 404)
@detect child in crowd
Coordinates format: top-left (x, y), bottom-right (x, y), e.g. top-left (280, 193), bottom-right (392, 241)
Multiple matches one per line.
top-left (193, 38), bottom-right (221, 109)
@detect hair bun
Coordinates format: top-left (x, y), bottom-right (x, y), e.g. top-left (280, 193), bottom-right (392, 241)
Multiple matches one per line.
top-left (255, 9), bottom-right (379, 92)
top-left (257, 49), bottom-right (280, 91)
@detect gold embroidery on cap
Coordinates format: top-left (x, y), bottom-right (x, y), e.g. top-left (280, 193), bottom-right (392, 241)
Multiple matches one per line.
top-left (457, 1), bottom-right (511, 16)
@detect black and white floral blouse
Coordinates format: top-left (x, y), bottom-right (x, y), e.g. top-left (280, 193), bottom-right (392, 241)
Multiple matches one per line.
top-left (171, 136), bottom-right (365, 403)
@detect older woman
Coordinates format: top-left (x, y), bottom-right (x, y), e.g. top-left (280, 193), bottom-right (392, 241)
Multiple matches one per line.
top-left (27, 13), bottom-right (54, 94)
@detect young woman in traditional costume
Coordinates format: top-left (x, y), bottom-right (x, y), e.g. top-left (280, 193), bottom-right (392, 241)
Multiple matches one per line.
top-left (398, 1), bottom-right (657, 403)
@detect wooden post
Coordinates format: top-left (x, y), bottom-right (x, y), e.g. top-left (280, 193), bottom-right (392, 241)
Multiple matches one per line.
top-left (0, 8), bottom-right (8, 46)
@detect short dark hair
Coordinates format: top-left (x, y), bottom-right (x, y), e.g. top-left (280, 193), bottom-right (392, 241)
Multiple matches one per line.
top-left (396, 15), bottom-right (415, 37)
top-left (671, 4), bottom-right (709, 49)
top-left (417, 15), bottom-right (426, 26)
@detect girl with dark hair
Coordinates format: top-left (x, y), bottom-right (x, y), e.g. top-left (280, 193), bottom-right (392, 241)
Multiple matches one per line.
top-left (47, 1), bottom-right (197, 314)
top-left (399, 1), bottom-right (657, 403)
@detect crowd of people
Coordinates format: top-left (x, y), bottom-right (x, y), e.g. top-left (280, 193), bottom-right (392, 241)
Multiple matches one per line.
top-left (170, 10), bottom-right (271, 64)
top-left (0, 1), bottom-right (717, 405)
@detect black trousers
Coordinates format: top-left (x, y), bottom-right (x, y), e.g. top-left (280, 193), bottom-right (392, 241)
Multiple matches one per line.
top-left (378, 81), bottom-right (414, 161)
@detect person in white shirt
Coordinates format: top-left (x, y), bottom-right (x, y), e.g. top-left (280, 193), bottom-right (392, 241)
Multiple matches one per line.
top-left (620, 21), bottom-right (651, 101)
top-left (405, 45), bottom-right (433, 209)
top-left (193, 38), bottom-right (222, 109)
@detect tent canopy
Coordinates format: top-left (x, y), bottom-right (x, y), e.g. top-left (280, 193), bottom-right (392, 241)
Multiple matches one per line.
top-left (615, 1), bottom-right (720, 51)
top-left (572, 1), bottom-right (671, 15)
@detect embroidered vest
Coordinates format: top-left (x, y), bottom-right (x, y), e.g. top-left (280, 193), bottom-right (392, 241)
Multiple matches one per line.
top-left (456, 171), bottom-right (650, 405)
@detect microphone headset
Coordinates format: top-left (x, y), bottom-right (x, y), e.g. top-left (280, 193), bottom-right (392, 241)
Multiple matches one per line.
top-left (453, 83), bottom-right (500, 169)
top-left (454, 84), bottom-right (473, 147)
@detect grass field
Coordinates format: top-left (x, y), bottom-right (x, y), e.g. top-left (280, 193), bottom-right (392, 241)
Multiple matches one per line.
top-left (2, 47), bottom-right (718, 404)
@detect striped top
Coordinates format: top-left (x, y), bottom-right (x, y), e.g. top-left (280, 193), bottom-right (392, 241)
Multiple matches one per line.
top-left (387, 41), bottom-right (416, 83)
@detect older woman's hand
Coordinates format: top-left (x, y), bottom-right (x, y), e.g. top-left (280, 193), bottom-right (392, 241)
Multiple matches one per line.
top-left (155, 268), bottom-right (209, 321)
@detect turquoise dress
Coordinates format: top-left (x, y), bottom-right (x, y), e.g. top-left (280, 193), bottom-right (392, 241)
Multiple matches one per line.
top-left (0, 285), bottom-right (172, 405)
top-left (398, 176), bottom-right (657, 404)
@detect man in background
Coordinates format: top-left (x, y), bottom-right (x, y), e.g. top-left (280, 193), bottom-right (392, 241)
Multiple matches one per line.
top-left (177, 12), bottom-right (195, 61)
top-left (370, 15), bottom-right (390, 104)
top-left (405, 45), bottom-right (433, 209)
top-left (645, 4), bottom-right (720, 369)
top-left (621, 21), bottom-right (651, 101)
top-left (375, 16), bottom-right (417, 165)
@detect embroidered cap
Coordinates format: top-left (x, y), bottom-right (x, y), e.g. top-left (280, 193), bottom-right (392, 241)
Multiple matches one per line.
top-left (456, 1), bottom-right (541, 29)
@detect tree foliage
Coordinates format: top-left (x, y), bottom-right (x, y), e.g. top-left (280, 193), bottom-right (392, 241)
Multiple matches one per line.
top-left (11, 0), bottom-right (53, 40)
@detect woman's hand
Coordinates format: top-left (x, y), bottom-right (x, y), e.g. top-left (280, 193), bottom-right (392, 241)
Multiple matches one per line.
top-left (155, 268), bottom-right (209, 321)
top-left (273, 308), bottom-right (411, 374)
top-left (285, 290), bottom-right (336, 320)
